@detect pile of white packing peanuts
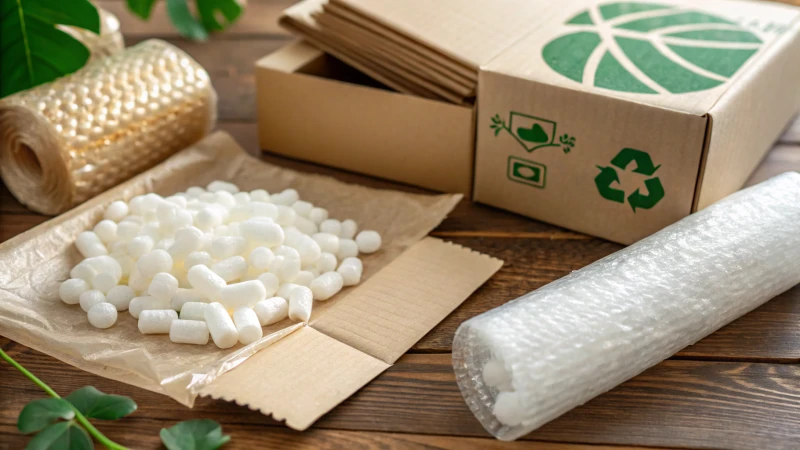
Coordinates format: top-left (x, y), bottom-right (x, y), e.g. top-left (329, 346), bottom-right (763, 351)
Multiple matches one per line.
top-left (59, 181), bottom-right (382, 348)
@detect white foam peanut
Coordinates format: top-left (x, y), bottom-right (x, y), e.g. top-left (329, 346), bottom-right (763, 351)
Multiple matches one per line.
top-left (340, 219), bottom-right (358, 240)
top-left (138, 309), bottom-right (178, 334)
top-left (319, 219), bottom-right (342, 236)
top-left (248, 247), bottom-right (274, 270)
top-left (214, 191), bottom-right (236, 209)
top-left (116, 221), bottom-right (140, 241)
top-left (187, 264), bottom-right (226, 301)
top-left (70, 262), bottom-right (97, 283)
top-left (240, 219), bottom-right (284, 246)
top-left (168, 226), bottom-right (205, 260)
top-left (294, 271), bottom-right (315, 287)
top-left (210, 236), bottom-right (247, 260)
top-left (356, 230), bottom-right (382, 254)
top-left (294, 216), bottom-right (318, 235)
top-left (172, 288), bottom-right (207, 311)
top-left (60, 279), bottom-right (90, 305)
top-left (104, 200), bottom-right (129, 222)
top-left (84, 255), bottom-right (123, 280)
top-left (127, 268), bottom-right (150, 293)
top-left (92, 272), bottom-right (119, 294)
top-left (196, 207), bottom-right (223, 230)
top-left (276, 205), bottom-right (297, 227)
top-left (254, 297), bottom-right (289, 326)
top-left (288, 286), bottom-right (313, 323)
top-left (207, 180), bottom-right (239, 193)
top-left (341, 256), bottom-right (363, 272)
top-left (106, 285), bottom-right (135, 311)
top-left (291, 200), bottom-right (313, 217)
top-left (337, 239), bottom-right (359, 260)
top-left (204, 302), bottom-right (239, 349)
top-left (170, 320), bottom-right (209, 345)
top-left (128, 296), bottom-right (170, 319)
top-left (247, 202), bottom-right (278, 220)
top-left (315, 253), bottom-right (337, 273)
top-left (269, 255), bottom-right (301, 283)
top-left (148, 272), bottom-right (179, 301)
top-left (308, 207), bottom-right (328, 224)
top-left (272, 188), bottom-right (299, 206)
top-left (79, 290), bottom-right (106, 312)
top-left (233, 307), bottom-right (263, 345)
top-left (179, 302), bottom-right (209, 320)
top-left (88, 303), bottom-right (118, 329)
top-left (277, 283), bottom-right (300, 300)
top-left (127, 235), bottom-right (154, 259)
top-left (233, 192), bottom-right (251, 205)
top-left (249, 189), bottom-right (269, 202)
top-left (93, 220), bottom-right (118, 243)
top-left (184, 251), bottom-right (212, 269)
top-left (293, 235), bottom-right (321, 266)
top-left (137, 249), bottom-right (173, 278)
top-left (310, 272), bottom-right (344, 301)
top-left (220, 280), bottom-right (267, 310)
top-left (211, 256), bottom-right (248, 282)
top-left (76, 231), bottom-right (108, 257)
top-left (256, 273), bottom-right (280, 298)
top-left (338, 259), bottom-right (362, 286)
top-left (312, 233), bottom-right (339, 254)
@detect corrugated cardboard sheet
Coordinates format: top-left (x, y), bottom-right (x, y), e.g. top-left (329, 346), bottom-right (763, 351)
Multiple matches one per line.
top-left (0, 131), bottom-right (502, 429)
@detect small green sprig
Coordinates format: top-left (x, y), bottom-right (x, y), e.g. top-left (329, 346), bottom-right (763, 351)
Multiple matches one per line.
top-left (0, 348), bottom-right (230, 449)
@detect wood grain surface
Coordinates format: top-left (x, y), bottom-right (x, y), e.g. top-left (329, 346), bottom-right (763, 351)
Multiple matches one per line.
top-left (2, 1), bottom-right (800, 449)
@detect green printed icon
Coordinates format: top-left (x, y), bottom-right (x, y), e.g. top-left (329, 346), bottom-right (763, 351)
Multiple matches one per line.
top-left (491, 112), bottom-right (576, 154)
top-left (595, 148), bottom-right (664, 212)
top-left (508, 156), bottom-right (547, 189)
top-left (543, 2), bottom-right (764, 94)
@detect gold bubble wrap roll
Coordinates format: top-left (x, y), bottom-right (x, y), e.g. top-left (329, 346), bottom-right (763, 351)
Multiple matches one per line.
top-left (0, 39), bottom-right (217, 214)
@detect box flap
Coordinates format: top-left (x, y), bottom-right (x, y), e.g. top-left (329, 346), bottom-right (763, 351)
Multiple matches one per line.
top-left (200, 326), bottom-right (389, 430)
top-left (256, 40), bottom-right (325, 73)
top-left (484, 0), bottom-right (800, 116)
top-left (694, 16), bottom-right (800, 210)
top-left (312, 237), bottom-right (503, 363)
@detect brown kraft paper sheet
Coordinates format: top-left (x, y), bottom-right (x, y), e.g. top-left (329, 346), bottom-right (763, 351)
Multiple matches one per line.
top-left (0, 131), bottom-right (502, 427)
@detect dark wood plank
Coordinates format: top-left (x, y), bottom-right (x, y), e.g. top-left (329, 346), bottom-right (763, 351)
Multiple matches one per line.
top-left (1, 340), bottom-right (797, 450)
top-left (95, 0), bottom-right (294, 38)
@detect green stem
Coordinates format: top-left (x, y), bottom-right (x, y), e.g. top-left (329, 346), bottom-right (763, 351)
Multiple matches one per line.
top-left (0, 348), bottom-right (128, 450)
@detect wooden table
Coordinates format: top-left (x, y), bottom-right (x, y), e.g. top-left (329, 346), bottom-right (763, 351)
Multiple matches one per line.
top-left (2, 2), bottom-right (800, 449)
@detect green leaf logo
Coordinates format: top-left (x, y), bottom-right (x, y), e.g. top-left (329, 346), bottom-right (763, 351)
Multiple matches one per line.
top-left (542, 2), bottom-right (763, 94)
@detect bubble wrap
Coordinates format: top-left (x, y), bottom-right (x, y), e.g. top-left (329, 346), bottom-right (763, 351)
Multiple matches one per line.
top-left (452, 172), bottom-right (800, 441)
top-left (0, 39), bottom-right (216, 214)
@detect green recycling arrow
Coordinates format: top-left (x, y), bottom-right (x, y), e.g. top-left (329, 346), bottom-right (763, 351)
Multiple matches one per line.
top-left (611, 148), bottom-right (661, 175)
top-left (628, 177), bottom-right (665, 212)
top-left (594, 165), bottom-right (625, 203)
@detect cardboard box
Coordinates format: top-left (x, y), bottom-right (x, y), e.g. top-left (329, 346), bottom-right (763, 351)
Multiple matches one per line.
top-left (474, 0), bottom-right (800, 244)
top-left (255, 41), bottom-right (475, 195)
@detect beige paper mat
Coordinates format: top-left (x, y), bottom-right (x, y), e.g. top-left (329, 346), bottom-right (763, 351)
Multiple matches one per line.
top-left (0, 131), bottom-right (480, 410)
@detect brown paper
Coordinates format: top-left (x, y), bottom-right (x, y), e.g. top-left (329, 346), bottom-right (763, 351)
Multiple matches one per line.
top-left (0, 131), bottom-right (502, 427)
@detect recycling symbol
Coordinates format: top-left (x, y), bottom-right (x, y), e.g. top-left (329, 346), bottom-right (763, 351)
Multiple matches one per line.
top-left (595, 148), bottom-right (664, 212)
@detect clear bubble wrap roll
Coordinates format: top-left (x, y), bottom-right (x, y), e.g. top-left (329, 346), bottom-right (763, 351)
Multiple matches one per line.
top-left (452, 172), bottom-right (800, 441)
top-left (0, 39), bottom-right (216, 214)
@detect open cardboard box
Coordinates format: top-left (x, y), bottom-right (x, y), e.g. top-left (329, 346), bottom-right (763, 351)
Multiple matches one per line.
top-left (255, 41), bottom-right (475, 196)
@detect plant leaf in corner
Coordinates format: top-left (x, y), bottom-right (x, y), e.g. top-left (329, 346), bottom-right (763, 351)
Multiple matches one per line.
top-left (160, 419), bottom-right (230, 450)
top-left (65, 386), bottom-right (137, 420)
top-left (17, 398), bottom-right (75, 434)
top-left (166, 0), bottom-right (209, 41)
top-left (196, 0), bottom-right (243, 32)
top-left (25, 421), bottom-right (92, 450)
top-left (127, 0), bottom-right (159, 20)
top-left (0, 0), bottom-right (100, 98)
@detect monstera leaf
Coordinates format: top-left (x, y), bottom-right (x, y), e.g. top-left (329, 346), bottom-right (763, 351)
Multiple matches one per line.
top-left (542, 2), bottom-right (763, 94)
top-left (0, 0), bottom-right (100, 97)
top-left (126, 0), bottom-right (243, 41)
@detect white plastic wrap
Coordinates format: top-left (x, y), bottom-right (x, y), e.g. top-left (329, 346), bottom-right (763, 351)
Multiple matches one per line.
top-left (452, 172), bottom-right (800, 441)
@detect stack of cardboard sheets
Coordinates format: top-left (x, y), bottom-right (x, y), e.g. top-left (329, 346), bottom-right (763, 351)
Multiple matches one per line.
top-left (280, 0), bottom-right (559, 104)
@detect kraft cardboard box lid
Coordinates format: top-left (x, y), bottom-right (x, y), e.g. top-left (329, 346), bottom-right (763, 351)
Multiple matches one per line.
top-left (483, 0), bottom-right (800, 116)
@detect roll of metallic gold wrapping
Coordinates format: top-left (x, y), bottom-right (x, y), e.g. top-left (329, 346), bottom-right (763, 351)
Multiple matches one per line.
top-left (62, 8), bottom-right (126, 60)
top-left (0, 39), bottom-right (217, 214)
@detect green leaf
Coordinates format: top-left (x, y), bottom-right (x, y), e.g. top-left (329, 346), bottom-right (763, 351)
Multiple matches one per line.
top-left (17, 398), bottom-right (75, 434)
top-left (64, 386), bottom-right (137, 420)
top-left (26, 422), bottom-right (92, 450)
top-left (0, 0), bottom-right (100, 97)
top-left (160, 419), bottom-right (231, 450)
top-left (166, 0), bottom-right (208, 41)
top-left (196, 0), bottom-right (243, 32)
top-left (127, 0), bottom-right (159, 20)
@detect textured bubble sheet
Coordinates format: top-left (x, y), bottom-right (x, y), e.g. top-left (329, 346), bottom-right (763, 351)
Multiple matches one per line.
top-left (0, 39), bottom-right (216, 214)
top-left (452, 172), bottom-right (800, 441)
